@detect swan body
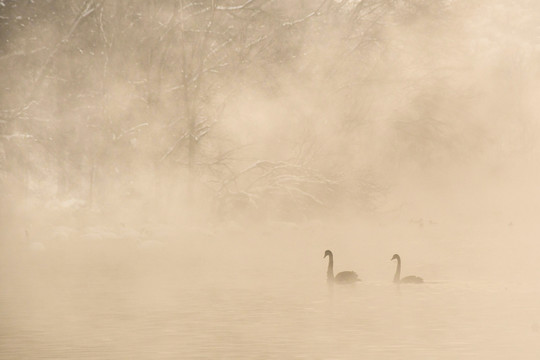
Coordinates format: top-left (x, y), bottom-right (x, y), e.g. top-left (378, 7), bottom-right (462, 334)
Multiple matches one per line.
top-left (399, 275), bottom-right (423, 283)
top-left (334, 271), bottom-right (359, 283)
top-left (324, 250), bottom-right (360, 284)
top-left (391, 254), bottom-right (423, 284)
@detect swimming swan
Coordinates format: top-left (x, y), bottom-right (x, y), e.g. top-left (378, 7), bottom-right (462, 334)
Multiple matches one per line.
top-left (391, 254), bottom-right (423, 284)
top-left (324, 250), bottom-right (360, 284)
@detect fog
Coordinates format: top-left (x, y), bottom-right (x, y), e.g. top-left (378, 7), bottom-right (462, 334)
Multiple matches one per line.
top-left (1, 0), bottom-right (540, 358)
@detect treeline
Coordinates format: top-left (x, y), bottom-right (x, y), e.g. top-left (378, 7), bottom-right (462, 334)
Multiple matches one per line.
top-left (1, 0), bottom-right (539, 223)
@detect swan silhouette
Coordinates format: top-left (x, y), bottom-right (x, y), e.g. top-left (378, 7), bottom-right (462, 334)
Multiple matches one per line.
top-left (324, 250), bottom-right (360, 284)
top-left (391, 254), bottom-right (423, 283)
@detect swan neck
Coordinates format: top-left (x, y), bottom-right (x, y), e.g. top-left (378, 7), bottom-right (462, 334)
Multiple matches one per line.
top-left (394, 257), bottom-right (401, 283)
top-left (327, 253), bottom-right (334, 281)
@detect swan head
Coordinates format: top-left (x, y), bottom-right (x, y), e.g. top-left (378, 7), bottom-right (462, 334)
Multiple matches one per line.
top-left (324, 250), bottom-right (332, 258)
top-left (391, 254), bottom-right (400, 261)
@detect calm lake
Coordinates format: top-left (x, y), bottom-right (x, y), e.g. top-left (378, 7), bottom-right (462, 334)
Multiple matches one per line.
top-left (1, 257), bottom-right (539, 359)
top-left (1, 220), bottom-right (540, 359)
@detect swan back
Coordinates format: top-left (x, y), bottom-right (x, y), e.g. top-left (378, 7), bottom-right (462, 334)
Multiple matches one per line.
top-left (334, 271), bottom-right (360, 284)
top-left (400, 275), bottom-right (423, 284)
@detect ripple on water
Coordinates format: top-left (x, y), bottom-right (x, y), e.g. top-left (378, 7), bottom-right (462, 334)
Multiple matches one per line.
top-left (1, 271), bottom-right (540, 359)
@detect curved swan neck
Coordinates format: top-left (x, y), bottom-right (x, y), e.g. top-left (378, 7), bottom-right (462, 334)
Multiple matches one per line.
top-left (326, 253), bottom-right (334, 281)
top-left (393, 257), bottom-right (401, 283)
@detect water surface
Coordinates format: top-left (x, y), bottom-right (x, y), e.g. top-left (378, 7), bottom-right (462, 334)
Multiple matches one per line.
top-left (1, 252), bottom-right (539, 359)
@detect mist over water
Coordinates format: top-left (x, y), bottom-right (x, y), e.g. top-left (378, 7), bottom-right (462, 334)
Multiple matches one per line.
top-left (2, 0), bottom-right (540, 358)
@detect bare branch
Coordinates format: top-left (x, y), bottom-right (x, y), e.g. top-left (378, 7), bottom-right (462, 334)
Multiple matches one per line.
top-left (216, 0), bottom-right (257, 11)
top-left (160, 132), bottom-right (189, 162)
top-left (114, 123), bottom-right (149, 141)
top-left (31, 0), bottom-right (98, 98)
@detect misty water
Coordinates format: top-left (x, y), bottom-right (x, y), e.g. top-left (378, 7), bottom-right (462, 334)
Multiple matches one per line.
top-left (2, 220), bottom-right (540, 359)
top-left (4, 0), bottom-right (540, 358)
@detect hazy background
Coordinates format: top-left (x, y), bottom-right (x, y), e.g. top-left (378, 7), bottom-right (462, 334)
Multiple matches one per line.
top-left (1, 0), bottom-right (540, 358)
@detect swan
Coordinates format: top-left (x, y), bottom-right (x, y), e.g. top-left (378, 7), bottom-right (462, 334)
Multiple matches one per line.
top-left (391, 254), bottom-right (423, 284)
top-left (324, 250), bottom-right (360, 284)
